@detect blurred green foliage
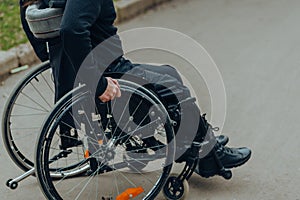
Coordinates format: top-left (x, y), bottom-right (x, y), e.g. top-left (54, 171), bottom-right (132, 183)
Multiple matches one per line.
top-left (0, 0), bottom-right (28, 50)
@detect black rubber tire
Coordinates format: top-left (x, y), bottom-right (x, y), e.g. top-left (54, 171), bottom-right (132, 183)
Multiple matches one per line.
top-left (163, 173), bottom-right (189, 200)
top-left (2, 61), bottom-right (52, 172)
top-left (10, 182), bottom-right (18, 190)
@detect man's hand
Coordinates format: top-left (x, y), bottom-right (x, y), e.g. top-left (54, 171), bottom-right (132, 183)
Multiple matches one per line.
top-left (99, 77), bottom-right (121, 102)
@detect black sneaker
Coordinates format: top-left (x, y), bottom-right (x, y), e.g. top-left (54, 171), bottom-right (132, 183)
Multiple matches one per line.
top-left (195, 142), bottom-right (251, 177)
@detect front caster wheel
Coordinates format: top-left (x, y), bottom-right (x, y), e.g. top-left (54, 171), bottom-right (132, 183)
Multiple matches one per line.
top-left (163, 174), bottom-right (189, 200)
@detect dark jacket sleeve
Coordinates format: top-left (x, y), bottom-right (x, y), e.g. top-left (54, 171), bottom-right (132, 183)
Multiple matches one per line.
top-left (60, 0), bottom-right (107, 97)
top-left (20, 1), bottom-right (49, 62)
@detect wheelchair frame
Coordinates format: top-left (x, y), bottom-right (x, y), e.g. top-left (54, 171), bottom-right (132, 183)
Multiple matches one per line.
top-left (3, 61), bottom-right (232, 200)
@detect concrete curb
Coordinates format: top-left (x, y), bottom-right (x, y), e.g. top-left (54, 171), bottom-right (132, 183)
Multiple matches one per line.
top-left (0, 0), bottom-right (172, 81)
top-left (115, 0), bottom-right (171, 23)
top-left (0, 43), bottom-right (40, 82)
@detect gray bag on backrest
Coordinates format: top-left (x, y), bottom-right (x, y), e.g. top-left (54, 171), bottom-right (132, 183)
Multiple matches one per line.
top-left (25, 3), bottom-right (63, 39)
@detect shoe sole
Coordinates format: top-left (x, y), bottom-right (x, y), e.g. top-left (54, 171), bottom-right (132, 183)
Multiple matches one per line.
top-left (223, 149), bottom-right (252, 169)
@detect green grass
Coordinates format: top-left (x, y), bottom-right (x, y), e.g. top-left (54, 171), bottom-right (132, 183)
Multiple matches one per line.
top-left (0, 0), bottom-right (28, 50)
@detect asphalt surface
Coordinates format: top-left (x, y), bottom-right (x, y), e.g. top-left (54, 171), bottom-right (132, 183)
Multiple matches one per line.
top-left (1, 0), bottom-right (300, 199)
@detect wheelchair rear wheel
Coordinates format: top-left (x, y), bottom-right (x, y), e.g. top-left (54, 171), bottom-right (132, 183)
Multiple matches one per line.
top-left (2, 61), bottom-right (53, 172)
top-left (35, 79), bottom-right (175, 200)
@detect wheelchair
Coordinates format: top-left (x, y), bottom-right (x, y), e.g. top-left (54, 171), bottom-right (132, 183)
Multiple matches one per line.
top-left (3, 61), bottom-right (232, 199)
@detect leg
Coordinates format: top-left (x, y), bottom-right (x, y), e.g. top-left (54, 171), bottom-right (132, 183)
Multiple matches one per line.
top-left (48, 40), bottom-right (80, 149)
top-left (136, 64), bottom-right (251, 177)
top-left (177, 100), bottom-right (251, 177)
top-left (108, 59), bottom-right (251, 176)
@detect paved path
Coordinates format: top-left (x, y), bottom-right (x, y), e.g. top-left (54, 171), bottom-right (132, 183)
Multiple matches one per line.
top-left (1, 0), bottom-right (300, 199)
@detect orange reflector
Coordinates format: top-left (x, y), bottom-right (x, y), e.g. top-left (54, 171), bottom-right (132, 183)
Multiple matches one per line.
top-left (98, 140), bottom-right (103, 145)
top-left (116, 187), bottom-right (144, 200)
top-left (84, 150), bottom-right (89, 159)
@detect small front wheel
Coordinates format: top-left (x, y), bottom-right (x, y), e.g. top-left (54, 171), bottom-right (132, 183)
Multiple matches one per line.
top-left (163, 173), bottom-right (189, 200)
